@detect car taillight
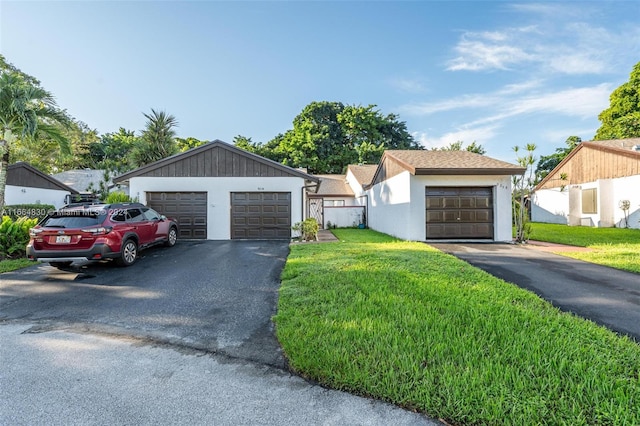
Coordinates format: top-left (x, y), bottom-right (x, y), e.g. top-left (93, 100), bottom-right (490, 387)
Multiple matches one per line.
top-left (81, 226), bottom-right (112, 235)
top-left (29, 228), bottom-right (42, 237)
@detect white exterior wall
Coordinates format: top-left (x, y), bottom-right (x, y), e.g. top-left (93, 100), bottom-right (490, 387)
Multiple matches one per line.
top-left (366, 173), bottom-right (513, 242)
top-left (345, 169), bottom-right (367, 200)
top-left (531, 189), bottom-right (569, 224)
top-left (612, 175), bottom-right (640, 229)
top-left (128, 176), bottom-right (307, 240)
top-left (533, 175), bottom-right (640, 229)
top-left (366, 171), bottom-right (413, 240)
top-left (324, 206), bottom-right (365, 228)
top-left (5, 185), bottom-right (70, 209)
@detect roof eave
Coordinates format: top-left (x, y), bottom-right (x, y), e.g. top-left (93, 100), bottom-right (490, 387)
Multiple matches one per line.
top-left (414, 168), bottom-right (526, 175)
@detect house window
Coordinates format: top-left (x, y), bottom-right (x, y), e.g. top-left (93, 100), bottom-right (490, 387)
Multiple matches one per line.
top-left (582, 188), bottom-right (597, 214)
top-left (324, 200), bottom-right (345, 207)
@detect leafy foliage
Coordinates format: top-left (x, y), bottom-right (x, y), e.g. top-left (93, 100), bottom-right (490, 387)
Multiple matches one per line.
top-left (132, 109), bottom-right (179, 167)
top-left (176, 137), bottom-right (206, 152)
top-left (535, 136), bottom-right (581, 183)
top-left (0, 215), bottom-right (38, 260)
top-left (594, 61), bottom-right (640, 140)
top-left (104, 191), bottom-right (138, 204)
top-left (513, 144), bottom-right (536, 243)
top-left (432, 140), bottom-right (486, 155)
top-left (238, 101), bottom-right (420, 174)
top-left (292, 218), bottom-right (320, 241)
top-left (0, 58), bottom-right (70, 214)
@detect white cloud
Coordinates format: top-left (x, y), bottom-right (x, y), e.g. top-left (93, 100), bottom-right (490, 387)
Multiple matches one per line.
top-left (399, 94), bottom-right (497, 116)
top-left (390, 78), bottom-right (426, 93)
top-left (414, 125), bottom-right (499, 150)
top-left (447, 31), bottom-right (534, 71)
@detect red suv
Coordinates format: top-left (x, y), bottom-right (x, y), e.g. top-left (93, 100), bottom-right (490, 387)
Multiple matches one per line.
top-left (27, 202), bottom-right (178, 267)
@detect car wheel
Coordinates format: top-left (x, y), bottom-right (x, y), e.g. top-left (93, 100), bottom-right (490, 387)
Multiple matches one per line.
top-left (165, 227), bottom-right (177, 247)
top-left (49, 261), bottom-right (72, 269)
top-left (117, 239), bottom-right (138, 266)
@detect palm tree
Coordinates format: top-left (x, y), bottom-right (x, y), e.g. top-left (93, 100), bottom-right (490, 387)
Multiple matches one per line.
top-left (0, 72), bottom-right (69, 213)
top-left (132, 109), bottom-right (179, 167)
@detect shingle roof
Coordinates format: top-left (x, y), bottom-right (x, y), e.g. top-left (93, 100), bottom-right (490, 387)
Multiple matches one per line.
top-left (582, 138), bottom-right (640, 154)
top-left (347, 164), bottom-right (377, 186)
top-left (8, 162), bottom-right (78, 193)
top-left (52, 169), bottom-right (110, 192)
top-left (314, 175), bottom-right (355, 196)
top-left (384, 150), bottom-right (526, 175)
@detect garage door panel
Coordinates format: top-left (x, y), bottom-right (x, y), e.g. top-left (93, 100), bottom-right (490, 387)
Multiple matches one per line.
top-left (231, 192), bottom-right (291, 240)
top-left (147, 192), bottom-right (207, 240)
top-left (426, 187), bottom-right (494, 239)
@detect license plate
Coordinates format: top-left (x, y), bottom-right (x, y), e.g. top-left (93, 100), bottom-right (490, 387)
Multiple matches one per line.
top-left (55, 235), bottom-right (71, 244)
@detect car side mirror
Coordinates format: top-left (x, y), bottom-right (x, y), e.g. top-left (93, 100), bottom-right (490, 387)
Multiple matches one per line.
top-left (160, 215), bottom-right (167, 221)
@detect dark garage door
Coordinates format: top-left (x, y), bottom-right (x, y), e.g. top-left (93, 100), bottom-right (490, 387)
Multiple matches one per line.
top-left (147, 192), bottom-right (207, 239)
top-left (231, 192), bottom-right (291, 239)
top-left (426, 187), bottom-right (494, 239)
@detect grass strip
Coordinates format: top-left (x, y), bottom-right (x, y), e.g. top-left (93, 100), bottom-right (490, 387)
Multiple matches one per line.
top-left (275, 229), bottom-right (640, 425)
top-left (529, 223), bottom-right (640, 274)
top-left (0, 258), bottom-right (35, 273)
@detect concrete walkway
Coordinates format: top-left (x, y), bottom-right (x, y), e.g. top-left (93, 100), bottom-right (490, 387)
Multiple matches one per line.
top-left (430, 242), bottom-right (640, 342)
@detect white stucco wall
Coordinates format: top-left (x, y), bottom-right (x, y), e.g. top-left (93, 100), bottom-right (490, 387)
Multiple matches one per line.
top-left (533, 175), bottom-right (640, 229)
top-left (531, 189), bottom-right (569, 224)
top-left (345, 169), bottom-right (367, 199)
top-left (5, 185), bottom-right (70, 210)
top-left (128, 176), bottom-right (308, 239)
top-left (366, 171), bottom-right (412, 240)
top-left (366, 173), bottom-right (513, 242)
top-left (324, 206), bottom-right (365, 228)
top-left (612, 175), bottom-right (640, 229)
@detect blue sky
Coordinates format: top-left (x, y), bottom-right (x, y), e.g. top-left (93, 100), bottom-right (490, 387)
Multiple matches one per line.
top-left (1, 1), bottom-right (639, 162)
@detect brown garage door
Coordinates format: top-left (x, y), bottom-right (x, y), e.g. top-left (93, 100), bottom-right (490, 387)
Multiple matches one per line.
top-left (231, 192), bottom-right (291, 239)
top-left (425, 187), bottom-right (494, 239)
top-left (147, 192), bottom-right (207, 239)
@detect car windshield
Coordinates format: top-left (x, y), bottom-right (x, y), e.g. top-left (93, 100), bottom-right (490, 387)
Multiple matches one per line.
top-left (41, 210), bottom-right (105, 228)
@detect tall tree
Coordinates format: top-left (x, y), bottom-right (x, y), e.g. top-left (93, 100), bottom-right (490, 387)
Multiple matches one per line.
top-left (256, 101), bottom-right (419, 174)
top-left (535, 136), bottom-right (581, 183)
top-left (87, 128), bottom-right (139, 173)
top-left (433, 140), bottom-right (486, 155)
top-left (594, 61), bottom-right (640, 140)
top-left (132, 109), bottom-right (178, 167)
top-left (176, 137), bottom-right (206, 152)
top-left (0, 71), bottom-right (69, 213)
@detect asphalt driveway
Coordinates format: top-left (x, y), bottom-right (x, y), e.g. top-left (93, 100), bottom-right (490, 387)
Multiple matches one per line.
top-left (430, 242), bottom-right (640, 342)
top-left (0, 241), bottom-right (437, 425)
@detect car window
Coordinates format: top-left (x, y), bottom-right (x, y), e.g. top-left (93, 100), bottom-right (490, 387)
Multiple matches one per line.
top-left (126, 208), bottom-right (145, 222)
top-left (142, 208), bottom-right (161, 221)
top-left (42, 212), bottom-right (104, 228)
top-left (111, 210), bottom-right (127, 222)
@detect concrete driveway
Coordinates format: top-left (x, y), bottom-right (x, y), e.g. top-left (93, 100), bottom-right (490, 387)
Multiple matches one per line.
top-left (430, 242), bottom-right (640, 342)
top-left (0, 241), bottom-right (437, 425)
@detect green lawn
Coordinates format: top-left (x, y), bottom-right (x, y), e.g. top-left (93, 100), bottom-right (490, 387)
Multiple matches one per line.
top-left (529, 223), bottom-right (640, 273)
top-left (0, 258), bottom-right (36, 273)
top-left (275, 229), bottom-right (640, 425)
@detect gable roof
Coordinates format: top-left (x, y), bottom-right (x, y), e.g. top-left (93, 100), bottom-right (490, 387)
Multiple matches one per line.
top-left (312, 175), bottom-right (355, 197)
top-left (347, 164), bottom-right (377, 187)
top-left (535, 138), bottom-right (640, 190)
top-left (114, 140), bottom-right (320, 183)
top-left (368, 150), bottom-right (525, 188)
top-left (7, 162), bottom-right (78, 193)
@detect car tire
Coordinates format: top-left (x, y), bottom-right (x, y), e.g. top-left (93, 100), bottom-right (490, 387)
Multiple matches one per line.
top-left (117, 239), bottom-right (138, 266)
top-left (165, 227), bottom-right (178, 247)
top-left (49, 261), bottom-right (73, 269)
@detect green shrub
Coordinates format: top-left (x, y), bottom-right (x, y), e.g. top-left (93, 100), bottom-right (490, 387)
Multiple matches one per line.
top-left (0, 216), bottom-right (38, 260)
top-left (2, 204), bottom-right (54, 220)
top-left (292, 218), bottom-right (319, 241)
top-left (104, 191), bottom-right (138, 204)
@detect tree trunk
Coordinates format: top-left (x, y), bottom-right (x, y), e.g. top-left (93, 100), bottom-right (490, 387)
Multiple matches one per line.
top-left (0, 138), bottom-right (8, 216)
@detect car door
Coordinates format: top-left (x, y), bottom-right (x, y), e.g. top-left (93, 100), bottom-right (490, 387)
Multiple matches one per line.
top-left (141, 207), bottom-right (165, 242)
top-left (126, 208), bottom-right (155, 245)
